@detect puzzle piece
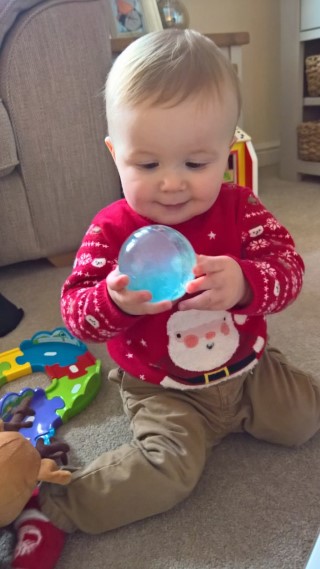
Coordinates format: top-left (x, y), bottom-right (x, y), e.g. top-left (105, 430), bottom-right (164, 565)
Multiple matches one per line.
top-left (18, 388), bottom-right (65, 446)
top-left (0, 348), bottom-right (31, 381)
top-left (31, 327), bottom-right (82, 346)
top-left (0, 361), bottom-right (11, 377)
top-left (46, 360), bottom-right (102, 423)
top-left (0, 362), bottom-right (11, 387)
top-left (0, 388), bottom-right (36, 421)
top-left (17, 339), bottom-right (87, 370)
top-left (45, 351), bottom-right (97, 380)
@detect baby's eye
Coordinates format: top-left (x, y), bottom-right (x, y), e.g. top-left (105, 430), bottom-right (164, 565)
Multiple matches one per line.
top-left (139, 162), bottom-right (159, 170)
top-left (185, 162), bottom-right (206, 169)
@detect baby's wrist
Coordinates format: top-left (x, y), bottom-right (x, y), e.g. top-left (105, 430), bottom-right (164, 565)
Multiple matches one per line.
top-left (237, 282), bottom-right (253, 307)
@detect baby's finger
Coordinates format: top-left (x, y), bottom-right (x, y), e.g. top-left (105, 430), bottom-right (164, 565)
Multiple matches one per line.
top-left (107, 271), bottom-right (129, 292)
top-left (185, 275), bottom-right (208, 294)
top-left (194, 255), bottom-right (226, 275)
top-left (178, 290), bottom-right (224, 311)
top-left (122, 290), bottom-right (153, 305)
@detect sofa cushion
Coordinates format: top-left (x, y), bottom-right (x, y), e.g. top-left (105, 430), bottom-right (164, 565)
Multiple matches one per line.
top-left (0, 98), bottom-right (18, 177)
top-left (0, 0), bottom-right (97, 50)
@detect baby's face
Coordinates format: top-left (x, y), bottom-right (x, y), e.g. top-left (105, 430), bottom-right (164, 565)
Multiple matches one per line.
top-left (108, 93), bottom-right (238, 225)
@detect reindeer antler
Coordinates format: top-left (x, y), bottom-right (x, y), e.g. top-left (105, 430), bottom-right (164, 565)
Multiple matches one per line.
top-left (36, 436), bottom-right (70, 466)
top-left (2, 396), bottom-right (35, 431)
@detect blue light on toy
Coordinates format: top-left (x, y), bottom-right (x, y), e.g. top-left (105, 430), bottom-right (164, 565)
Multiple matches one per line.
top-left (118, 225), bottom-right (196, 302)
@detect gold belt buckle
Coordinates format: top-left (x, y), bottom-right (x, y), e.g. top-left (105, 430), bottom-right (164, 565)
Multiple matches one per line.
top-left (204, 366), bottom-right (230, 384)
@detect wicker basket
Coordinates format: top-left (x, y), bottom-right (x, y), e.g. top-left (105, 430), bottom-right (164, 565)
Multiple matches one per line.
top-left (305, 55), bottom-right (320, 97)
top-left (297, 121), bottom-right (320, 162)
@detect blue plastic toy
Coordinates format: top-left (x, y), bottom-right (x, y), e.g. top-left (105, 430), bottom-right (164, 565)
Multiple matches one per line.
top-left (118, 225), bottom-right (196, 303)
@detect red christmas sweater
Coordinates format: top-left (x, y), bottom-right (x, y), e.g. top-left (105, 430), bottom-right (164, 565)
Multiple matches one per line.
top-left (61, 184), bottom-right (304, 390)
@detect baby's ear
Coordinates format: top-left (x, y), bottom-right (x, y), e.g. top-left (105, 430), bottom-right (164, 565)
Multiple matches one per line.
top-left (105, 136), bottom-right (116, 160)
top-left (38, 458), bottom-right (72, 485)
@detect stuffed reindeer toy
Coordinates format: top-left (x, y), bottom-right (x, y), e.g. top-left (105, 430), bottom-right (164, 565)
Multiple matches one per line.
top-left (0, 397), bottom-right (72, 568)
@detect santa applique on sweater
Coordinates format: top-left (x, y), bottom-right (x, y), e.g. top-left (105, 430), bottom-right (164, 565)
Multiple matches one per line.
top-left (61, 185), bottom-right (304, 390)
top-left (159, 309), bottom-right (265, 389)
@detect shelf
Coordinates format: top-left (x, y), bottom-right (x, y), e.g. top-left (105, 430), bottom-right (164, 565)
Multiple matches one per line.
top-left (280, 1), bottom-right (320, 180)
top-left (304, 97), bottom-right (320, 106)
top-left (300, 28), bottom-right (320, 41)
top-left (297, 160), bottom-right (320, 175)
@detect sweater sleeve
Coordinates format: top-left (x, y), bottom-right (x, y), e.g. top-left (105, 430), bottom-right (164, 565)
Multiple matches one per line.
top-left (233, 189), bottom-right (305, 316)
top-left (60, 213), bottom-right (140, 343)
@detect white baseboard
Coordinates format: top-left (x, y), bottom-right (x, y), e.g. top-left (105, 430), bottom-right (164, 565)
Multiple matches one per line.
top-left (254, 141), bottom-right (280, 167)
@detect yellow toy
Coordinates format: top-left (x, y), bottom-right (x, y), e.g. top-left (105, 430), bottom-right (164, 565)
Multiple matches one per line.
top-left (224, 127), bottom-right (258, 195)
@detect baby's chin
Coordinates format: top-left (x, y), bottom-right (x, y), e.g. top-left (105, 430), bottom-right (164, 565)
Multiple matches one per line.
top-left (134, 202), bottom-right (208, 226)
top-left (157, 205), bottom-right (214, 226)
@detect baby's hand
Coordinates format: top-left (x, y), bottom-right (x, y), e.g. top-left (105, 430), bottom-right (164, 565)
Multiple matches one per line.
top-left (107, 268), bottom-right (173, 316)
top-left (178, 255), bottom-right (252, 311)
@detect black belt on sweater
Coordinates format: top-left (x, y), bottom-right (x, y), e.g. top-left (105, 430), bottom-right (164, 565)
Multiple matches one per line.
top-left (181, 352), bottom-right (257, 385)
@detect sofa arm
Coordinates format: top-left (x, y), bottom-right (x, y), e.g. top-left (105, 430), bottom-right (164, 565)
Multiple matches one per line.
top-left (0, 99), bottom-right (18, 177)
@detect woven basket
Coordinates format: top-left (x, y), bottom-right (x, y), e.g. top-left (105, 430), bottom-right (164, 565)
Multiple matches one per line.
top-left (305, 55), bottom-right (320, 97)
top-left (297, 121), bottom-right (320, 162)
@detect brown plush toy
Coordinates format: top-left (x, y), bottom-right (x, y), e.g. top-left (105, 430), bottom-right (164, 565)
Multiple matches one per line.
top-left (0, 397), bottom-right (72, 528)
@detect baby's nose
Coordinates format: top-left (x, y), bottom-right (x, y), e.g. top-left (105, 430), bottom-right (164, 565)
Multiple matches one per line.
top-left (161, 172), bottom-right (185, 191)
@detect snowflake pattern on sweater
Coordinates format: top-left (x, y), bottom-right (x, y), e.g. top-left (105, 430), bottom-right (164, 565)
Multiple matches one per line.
top-left (61, 184), bottom-right (304, 389)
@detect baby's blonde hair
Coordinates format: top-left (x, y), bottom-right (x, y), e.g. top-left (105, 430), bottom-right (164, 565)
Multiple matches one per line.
top-left (105, 29), bottom-right (241, 122)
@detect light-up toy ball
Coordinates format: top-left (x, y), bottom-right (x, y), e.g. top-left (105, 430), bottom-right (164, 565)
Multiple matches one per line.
top-left (118, 225), bottom-right (196, 303)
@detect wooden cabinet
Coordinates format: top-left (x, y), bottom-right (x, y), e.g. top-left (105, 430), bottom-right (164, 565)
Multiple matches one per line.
top-left (280, 0), bottom-right (320, 180)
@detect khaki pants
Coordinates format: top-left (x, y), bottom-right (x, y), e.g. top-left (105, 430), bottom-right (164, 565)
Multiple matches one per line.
top-left (39, 346), bottom-right (320, 534)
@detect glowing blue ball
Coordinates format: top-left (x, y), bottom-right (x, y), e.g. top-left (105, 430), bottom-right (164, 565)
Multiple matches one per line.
top-left (118, 225), bottom-right (196, 303)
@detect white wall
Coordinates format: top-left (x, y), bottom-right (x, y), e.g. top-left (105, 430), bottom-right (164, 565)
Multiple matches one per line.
top-left (182, 0), bottom-right (281, 166)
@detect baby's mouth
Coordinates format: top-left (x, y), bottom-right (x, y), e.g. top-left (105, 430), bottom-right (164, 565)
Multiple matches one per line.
top-left (160, 202), bottom-right (188, 208)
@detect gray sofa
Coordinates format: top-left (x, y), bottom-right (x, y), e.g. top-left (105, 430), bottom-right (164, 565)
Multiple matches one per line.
top-left (0, 0), bottom-right (121, 267)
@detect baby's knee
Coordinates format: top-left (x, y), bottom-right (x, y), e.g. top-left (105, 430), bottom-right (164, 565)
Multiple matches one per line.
top-left (138, 435), bottom-right (205, 504)
top-left (252, 411), bottom-right (320, 447)
top-left (248, 375), bottom-right (320, 447)
top-left (278, 417), bottom-right (320, 447)
top-left (271, 427), bottom-right (316, 447)
top-left (284, 383), bottom-right (320, 446)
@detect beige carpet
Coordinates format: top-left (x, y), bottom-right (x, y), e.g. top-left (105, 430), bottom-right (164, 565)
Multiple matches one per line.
top-left (0, 174), bottom-right (319, 569)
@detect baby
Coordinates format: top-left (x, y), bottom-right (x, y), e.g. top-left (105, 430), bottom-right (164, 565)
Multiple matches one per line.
top-left (11, 29), bottom-right (320, 569)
